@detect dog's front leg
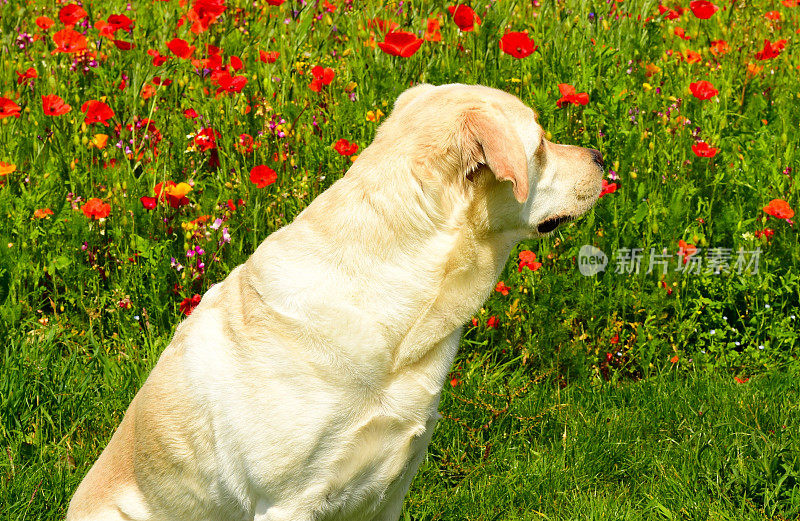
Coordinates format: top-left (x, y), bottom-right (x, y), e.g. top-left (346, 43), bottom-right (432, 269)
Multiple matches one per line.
top-left (371, 412), bottom-right (439, 521)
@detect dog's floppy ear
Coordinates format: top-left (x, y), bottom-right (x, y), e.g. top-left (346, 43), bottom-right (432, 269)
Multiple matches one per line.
top-left (462, 105), bottom-right (529, 203)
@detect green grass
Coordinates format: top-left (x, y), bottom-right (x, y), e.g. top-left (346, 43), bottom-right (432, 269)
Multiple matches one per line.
top-left (1, 0), bottom-right (800, 517)
top-left (413, 358), bottom-right (800, 520)
top-left (3, 332), bottom-right (800, 519)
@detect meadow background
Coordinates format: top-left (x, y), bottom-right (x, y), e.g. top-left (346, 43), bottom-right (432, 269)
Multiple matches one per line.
top-left (1, 0), bottom-right (800, 518)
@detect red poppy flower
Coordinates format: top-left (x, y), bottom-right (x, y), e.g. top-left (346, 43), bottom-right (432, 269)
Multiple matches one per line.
top-left (556, 83), bottom-right (589, 107)
top-left (226, 55), bottom-right (243, 71)
top-left (36, 16), bottom-right (55, 30)
top-left (266, 0), bottom-right (286, 5)
top-left (82, 198), bottom-right (111, 220)
top-left (487, 315), bottom-right (499, 328)
top-left (782, 0), bottom-right (799, 6)
top-left (165, 188), bottom-right (191, 209)
top-left (114, 40), bottom-right (135, 51)
top-left (97, 16), bottom-right (133, 39)
top-left (151, 181), bottom-right (192, 208)
top-left (108, 14), bottom-right (134, 32)
top-left (754, 228), bottom-right (774, 239)
top-left (237, 134), bottom-right (254, 153)
top-left (765, 11), bottom-right (781, 20)
top-left (692, 141), bottom-right (718, 157)
top-left (518, 250), bottom-right (542, 272)
top-left (495, 281), bottom-right (510, 295)
top-left (677, 240), bottom-right (697, 263)
top-left (140, 196), bottom-right (157, 210)
top-left (95, 19), bottom-right (115, 39)
top-left (424, 18), bottom-right (442, 42)
top-left (141, 189), bottom-right (164, 208)
top-left (309, 66), bottom-right (335, 92)
top-left (658, 4), bottom-right (680, 19)
top-left (188, 0), bottom-right (227, 33)
top-left (42, 94), bottom-right (71, 116)
top-left (16, 68), bottom-right (38, 86)
top-left (59, 4), bottom-right (88, 27)
top-left (689, 0), bottom-right (717, 19)
top-left (689, 80), bottom-right (718, 100)
top-left (81, 100), bottom-right (115, 126)
top-left (684, 50), bottom-right (701, 64)
top-left (0, 97), bottom-right (21, 119)
top-left (763, 199), bottom-right (794, 219)
top-left (333, 139), bottom-right (359, 156)
top-left (250, 165), bottom-right (277, 188)
top-left (147, 49), bottom-right (168, 66)
top-left (734, 376), bottom-right (749, 384)
top-left (378, 31), bottom-right (423, 57)
top-left (141, 83), bottom-right (157, 99)
top-left (0, 162), bottom-right (16, 176)
top-left (499, 31), bottom-right (537, 58)
top-left (193, 127), bottom-right (220, 151)
top-left (53, 29), bottom-right (87, 54)
top-left (448, 5), bottom-right (481, 31)
top-left (180, 294), bottom-right (202, 315)
top-left (224, 75), bottom-right (249, 93)
top-left (151, 181), bottom-right (183, 207)
top-left (710, 39), bottom-right (729, 56)
top-left (183, 108), bottom-right (199, 118)
top-left (674, 27), bottom-right (691, 40)
top-left (599, 178), bottom-right (618, 198)
top-left (204, 53), bottom-right (225, 71)
top-left (755, 39), bottom-right (787, 60)
top-left (259, 50), bottom-right (280, 63)
top-left (167, 38), bottom-right (195, 59)
top-left (213, 71), bottom-right (248, 94)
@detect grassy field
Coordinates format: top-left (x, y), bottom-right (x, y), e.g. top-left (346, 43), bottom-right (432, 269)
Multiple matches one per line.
top-left (4, 334), bottom-right (800, 519)
top-left (1, 0), bottom-right (799, 518)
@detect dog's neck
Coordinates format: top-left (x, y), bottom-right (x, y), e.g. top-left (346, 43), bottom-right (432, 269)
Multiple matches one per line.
top-left (385, 169), bottom-right (526, 374)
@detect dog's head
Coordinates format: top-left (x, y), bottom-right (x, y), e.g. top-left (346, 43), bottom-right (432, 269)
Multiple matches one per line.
top-left (378, 83), bottom-right (603, 238)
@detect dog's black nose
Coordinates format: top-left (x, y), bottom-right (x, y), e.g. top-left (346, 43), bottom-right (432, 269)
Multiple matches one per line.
top-left (590, 149), bottom-right (604, 169)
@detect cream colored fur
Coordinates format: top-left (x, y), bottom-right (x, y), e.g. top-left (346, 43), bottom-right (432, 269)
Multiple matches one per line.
top-left (66, 84), bottom-right (603, 521)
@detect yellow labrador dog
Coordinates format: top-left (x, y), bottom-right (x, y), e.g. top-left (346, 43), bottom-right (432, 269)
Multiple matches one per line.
top-left (67, 84), bottom-right (603, 521)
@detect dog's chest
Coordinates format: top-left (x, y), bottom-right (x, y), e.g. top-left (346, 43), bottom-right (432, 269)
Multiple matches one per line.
top-left (205, 311), bottom-right (462, 520)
